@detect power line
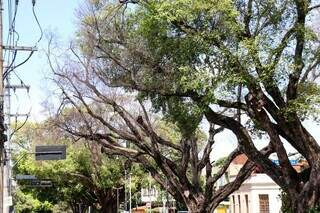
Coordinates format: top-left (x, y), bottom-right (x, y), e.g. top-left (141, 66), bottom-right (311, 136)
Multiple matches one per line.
top-left (32, 0), bottom-right (43, 44)
top-left (1, 0), bottom-right (43, 212)
top-left (3, 51), bottom-right (34, 79)
top-left (3, 0), bottom-right (43, 79)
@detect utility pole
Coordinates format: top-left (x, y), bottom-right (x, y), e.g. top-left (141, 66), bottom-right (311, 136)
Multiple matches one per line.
top-left (1, 2), bottom-right (35, 213)
top-left (0, 0), bottom-right (5, 212)
top-left (0, 0), bottom-right (39, 212)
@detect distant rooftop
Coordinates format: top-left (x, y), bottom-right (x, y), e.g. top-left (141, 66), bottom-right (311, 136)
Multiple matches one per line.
top-left (231, 154), bottom-right (308, 173)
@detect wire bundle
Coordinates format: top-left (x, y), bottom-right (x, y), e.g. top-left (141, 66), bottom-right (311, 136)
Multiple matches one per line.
top-left (3, 0), bottom-right (43, 141)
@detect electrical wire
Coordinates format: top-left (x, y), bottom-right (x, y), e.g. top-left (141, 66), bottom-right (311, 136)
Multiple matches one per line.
top-left (3, 0), bottom-right (20, 78)
top-left (10, 0), bottom-right (21, 48)
top-left (10, 114), bottom-right (31, 140)
top-left (4, 0), bottom-right (42, 79)
top-left (3, 51), bottom-right (35, 79)
top-left (3, 50), bottom-right (17, 78)
top-left (3, 0), bottom-right (44, 141)
top-left (10, 71), bottom-right (32, 139)
top-left (32, 0), bottom-right (43, 43)
top-left (3, 0), bottom-right (31, 141)
top-left (12, 70), bottom-right (28, 88)
top-left (4, 0), bottom-right (13, 60)
top-left (7, 0), bottom-right (19, 51)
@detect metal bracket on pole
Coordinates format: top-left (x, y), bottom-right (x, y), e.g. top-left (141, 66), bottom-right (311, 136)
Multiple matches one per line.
top-left (5, 85), bottom-right (30, 90)
top-left (8, 114), bottom-right (29, 117)
top-left (3, 46), bottom-right (37, 51)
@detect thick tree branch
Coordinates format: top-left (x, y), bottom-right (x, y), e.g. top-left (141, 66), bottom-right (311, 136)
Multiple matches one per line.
top-left (287, 0), bottom-right (308, 101)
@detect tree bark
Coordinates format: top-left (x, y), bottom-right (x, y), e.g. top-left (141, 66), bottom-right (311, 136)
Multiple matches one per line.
top-left (100, 201), bottom-right (117, 213)
top-left (291, 163), bottom-right (320, 213)
top-left (98, 188), bottom-right (124, 213)
top-left (185, 198), bottom-right (206, 213)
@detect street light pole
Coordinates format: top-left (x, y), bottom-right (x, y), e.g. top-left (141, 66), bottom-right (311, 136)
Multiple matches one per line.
top-left (114, 186), bottom-right (122, 213)
top-left (149, 189), bottom-right (152, 213)
top-left (117, 188), bottom-right (119, 213)
top-left (129, 173), bottom-right (132, 213)
top-left (166, 179), bottom-right (169, 213)
top-left (124, 169), bottom-right (127, 211)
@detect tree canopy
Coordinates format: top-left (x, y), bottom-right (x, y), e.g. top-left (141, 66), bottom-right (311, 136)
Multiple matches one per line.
top-left (47, 0), bottom-right (320, 212)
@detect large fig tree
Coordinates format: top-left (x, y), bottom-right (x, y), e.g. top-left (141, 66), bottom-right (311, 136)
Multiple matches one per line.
top-left (72, 0), bottom-right (320, 212)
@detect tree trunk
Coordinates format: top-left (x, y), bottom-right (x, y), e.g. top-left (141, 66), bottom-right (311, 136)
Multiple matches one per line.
top-left (287, 165), bottom-right (320, 213)
top-left (100, 200), bottom-right (117, 213)
top-left (70, 203), bottom-right (88, 213)
top-left (186, 202), bottom-right (204, 213)
top-left (185, 196), bottom-right (211, 213)
top-left (290, 192), bottom-right (320, 213)
top-left (96, 188), bottom-right (124, 213)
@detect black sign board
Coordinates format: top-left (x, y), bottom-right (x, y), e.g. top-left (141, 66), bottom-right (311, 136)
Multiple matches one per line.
top-left (35, 145), bottom-right (66, 161)
top-left (28, 180), bottom-right (53, 188)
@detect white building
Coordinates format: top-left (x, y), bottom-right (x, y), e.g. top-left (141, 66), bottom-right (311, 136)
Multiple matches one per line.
top-left (228, 154), bottom-right (282, 213)
top-left (141, 187), bottom-right (158, 203)
top-left (230, 173), bottom-right (281, 213)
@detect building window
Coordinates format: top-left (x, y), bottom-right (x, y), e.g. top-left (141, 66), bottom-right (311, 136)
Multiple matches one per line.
top-left (141, 187), bottom-right (156, 197)
top-left (245, 194), bottom-right (249, 213)
top-left (238, 195), bottom-right (241, 213)
top-left (259, 194), bottom-right (270, 213)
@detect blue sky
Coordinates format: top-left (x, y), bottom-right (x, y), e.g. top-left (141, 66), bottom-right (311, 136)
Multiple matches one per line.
top-left (3, 0), bottom-right (82, 121)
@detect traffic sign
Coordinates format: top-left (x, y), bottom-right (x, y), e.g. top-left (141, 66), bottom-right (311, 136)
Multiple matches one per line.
top-left (27, 180), bottom-right (53, 188)
top-left (35, 145), bottom-right (66, 160)
top-left (16, 174), bottom-right (37, 180)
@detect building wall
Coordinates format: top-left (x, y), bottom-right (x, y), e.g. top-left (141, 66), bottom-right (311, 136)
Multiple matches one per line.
top-left (249, 188), bottom-right (281, 213)
top-left (141, 187), bottom-right (158, 203)
top-left (215, 206), bottom-right (229, 213)
top-left (230, 174), bottom-right (281, 213)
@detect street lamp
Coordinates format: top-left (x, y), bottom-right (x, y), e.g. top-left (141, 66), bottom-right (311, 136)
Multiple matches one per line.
top-left (129, 173), bottom-right (132, 213)
top-left (113, 186), bottom-right (123, 213)
top-left (147, 172), bottom-right (152, 213)
top-left (124, 159), bottom-right (132, 213)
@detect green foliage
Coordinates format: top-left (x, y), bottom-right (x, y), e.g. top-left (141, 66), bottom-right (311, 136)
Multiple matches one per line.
top-left (14, 145), bottom-right (128, 212)
top-left (130, 0), bottom-right (241, 94)
top-left (81, 0), bottom-right (320, 123)
top-left (12, 122), bottom-right (148, 212)
top-left (150, 96), bottom-right (203, 136)
top-left (13, 189), bottom-right (53, 213)
top-left (280, 190), bottom-right (320, 213)
top-left (280, 190), bottom-right (293, 213)
top-left (308, 206), bottom-right (320, 213)
top-left (214, 157), bottom-right (228, 167)
top-left (74, 0), bottom-right (320, 210)
top-left (285, 82), bottom-right (320, 119)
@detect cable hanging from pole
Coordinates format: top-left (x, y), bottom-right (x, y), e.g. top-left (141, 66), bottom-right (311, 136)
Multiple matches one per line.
top-left (32, 0), bottom-right (43, 44)
top-left (3, 0), bottom-right (44, 80)
top-left (3, 0), bottom-right (38, 140)
top-left (3, 51), bottom-right (34, 79)
top-left (3, 0), bottom-right (19, 80)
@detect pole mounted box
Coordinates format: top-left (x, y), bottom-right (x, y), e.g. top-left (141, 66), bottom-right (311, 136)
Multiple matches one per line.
top-left (35, 145), bottom-right (66, 161)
